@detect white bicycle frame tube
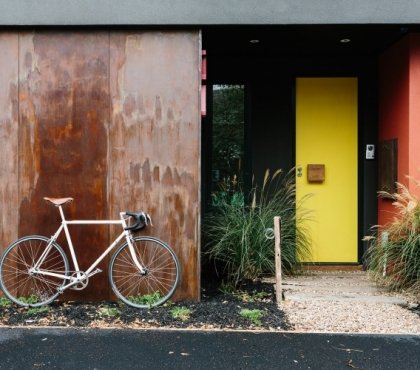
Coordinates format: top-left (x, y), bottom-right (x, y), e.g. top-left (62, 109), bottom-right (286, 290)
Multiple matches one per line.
top-left (32, 205), bottom-right (146, 290)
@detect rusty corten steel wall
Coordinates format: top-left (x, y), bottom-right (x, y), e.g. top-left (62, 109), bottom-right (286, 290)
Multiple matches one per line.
top-left (0, 33), bottom-right (19, 247)
top-left (18, 32), bottom-right (111, 300)
top-left (109, 32), bottom-right (201, 301)
top-left (0, 30), bottom-right (201, 301)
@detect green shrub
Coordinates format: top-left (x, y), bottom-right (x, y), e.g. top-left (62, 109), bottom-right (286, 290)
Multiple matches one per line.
top-left (0, 297), bottom-right (11, 307)
top-left (98, 306), bottom-right (121, 318)
top-left (170, 306), bottom-right (191, 321)
top-left (18, 295), bottom-right (39, 305)
top-left (239, 308), bottom-right (264, 326)
top-left (25, 306), bottom-right (49, 316)
top-left (365, 180), bottom-right (420, 293)
top-left (128, 291), bottom-right (161, 308)
top-left (204, 169), bottom-right (312, 286)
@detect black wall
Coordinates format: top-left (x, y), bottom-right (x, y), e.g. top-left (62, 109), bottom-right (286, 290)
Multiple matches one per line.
top-left (205, 53), bottom-right (378, 262)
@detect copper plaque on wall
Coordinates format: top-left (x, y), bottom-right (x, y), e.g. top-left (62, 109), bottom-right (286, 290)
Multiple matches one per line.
top-left (307, 164), bottom-right (325, 182)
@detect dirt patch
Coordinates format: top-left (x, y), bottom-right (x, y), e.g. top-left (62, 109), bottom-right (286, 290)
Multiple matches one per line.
top-left (0, 280), bottom-right (291, 331)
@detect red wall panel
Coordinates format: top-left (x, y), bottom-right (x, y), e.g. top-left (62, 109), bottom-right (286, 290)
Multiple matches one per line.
top-left (378, 34), bottom-right (420, 225)
top-left (409, 34), bottom-right (420, 188)
top-left (378, 36), bottom-right (409, 225)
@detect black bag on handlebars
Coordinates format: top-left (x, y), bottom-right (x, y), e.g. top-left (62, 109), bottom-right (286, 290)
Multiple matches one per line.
top-left (125, 212), bottom-right (152, 232)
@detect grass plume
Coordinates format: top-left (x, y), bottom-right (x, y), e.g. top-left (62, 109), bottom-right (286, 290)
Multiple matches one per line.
top-left (365, 178), bottom-right (420, 293)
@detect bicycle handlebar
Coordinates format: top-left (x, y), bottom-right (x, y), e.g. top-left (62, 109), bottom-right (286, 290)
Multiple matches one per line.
top-left (124, 212), bottom-right (152, 232)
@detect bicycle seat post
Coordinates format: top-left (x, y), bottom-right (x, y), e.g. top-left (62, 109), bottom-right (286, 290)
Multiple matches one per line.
top-left (58, 205), bottom-right (67, 223)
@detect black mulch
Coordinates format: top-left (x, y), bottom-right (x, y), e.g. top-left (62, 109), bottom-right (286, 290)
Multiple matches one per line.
top-left (0, 280), bottom-right (292, 331)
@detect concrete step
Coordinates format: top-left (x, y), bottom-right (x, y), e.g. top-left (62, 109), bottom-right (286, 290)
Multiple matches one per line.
top-left (282, 282), bottom-right (386, 293)
top-left (278, 272), bottom-right (408, 305)
top-left (283, 291), bottom-right (407, 304)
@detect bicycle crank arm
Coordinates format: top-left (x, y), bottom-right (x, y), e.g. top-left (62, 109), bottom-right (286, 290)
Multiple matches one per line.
top-left (87, 268), bottom-right (102, 278)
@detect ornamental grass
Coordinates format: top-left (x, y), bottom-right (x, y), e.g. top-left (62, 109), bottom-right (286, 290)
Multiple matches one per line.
top-left (365, 179), bottom-right (420, 293)
top-left (203, 169), bottom-right (312, 287)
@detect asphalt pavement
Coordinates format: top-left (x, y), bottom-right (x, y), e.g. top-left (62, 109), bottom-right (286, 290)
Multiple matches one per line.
top-left (0, 327), bottom-right (419, 370)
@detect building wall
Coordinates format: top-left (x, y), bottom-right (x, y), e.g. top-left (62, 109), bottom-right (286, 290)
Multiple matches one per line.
top-left (409, 34), bottom-right (420, 184)
top-left (1, 0), bottom-right (420, 25)
top-left (0, 33), bottom-right (19, 250)
top-left (0, 30), bottom-right (201, 301)
top-left (378, 33), bottom-right (420, 225)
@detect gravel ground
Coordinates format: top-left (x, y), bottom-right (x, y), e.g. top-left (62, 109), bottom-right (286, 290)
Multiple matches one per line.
top-left (281, 300), bottom-right (420, 334)
top-left (280, 271), bottom-right (420, 334)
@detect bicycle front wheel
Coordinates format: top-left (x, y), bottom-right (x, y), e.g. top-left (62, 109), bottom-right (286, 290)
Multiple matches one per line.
top-left (109, 236), bottom-right (180, 308)
top-left (0, 236), bottom-right (69, 307)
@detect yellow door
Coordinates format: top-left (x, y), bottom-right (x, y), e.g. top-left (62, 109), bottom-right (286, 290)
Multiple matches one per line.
top-left (296, 78), bottom-right (358, 262)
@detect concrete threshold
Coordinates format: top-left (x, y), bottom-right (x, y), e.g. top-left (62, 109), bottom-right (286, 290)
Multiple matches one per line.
top-left (283, 291), bottom-right (406, 304)
top-left (280, 271), bottom-right (408, 305)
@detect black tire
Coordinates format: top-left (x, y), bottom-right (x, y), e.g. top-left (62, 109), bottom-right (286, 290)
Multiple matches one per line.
top-left (0, 235), bottom-right (69, 307)
top-left (109, 236), bottom-right (180, 308)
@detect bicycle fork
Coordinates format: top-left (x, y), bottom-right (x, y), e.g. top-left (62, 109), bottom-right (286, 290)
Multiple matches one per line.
top-left (127, 236), bottom-right (148, 275)
top-left (121, 212), bottom-right (148, 276)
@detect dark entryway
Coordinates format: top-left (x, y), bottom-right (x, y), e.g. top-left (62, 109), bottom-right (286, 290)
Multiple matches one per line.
top-left (201, 25), bottom-right (408, 263)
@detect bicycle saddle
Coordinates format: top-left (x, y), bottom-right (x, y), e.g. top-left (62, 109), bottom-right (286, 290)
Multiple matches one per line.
top-left (44, 197), bottom-right (74, 206)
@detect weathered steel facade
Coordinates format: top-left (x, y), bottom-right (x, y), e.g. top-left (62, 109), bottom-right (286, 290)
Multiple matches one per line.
top-left (0, 31), bottom-right (201, 301)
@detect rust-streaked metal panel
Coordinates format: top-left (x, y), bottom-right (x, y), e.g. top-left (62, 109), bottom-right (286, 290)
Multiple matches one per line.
top-left (0, 33), bottom-right (19, 252)
top-left (109, 31), bottom-right (201, 301)
top-left (18, 32), bottom-right (110, 300)
top-left (0, 30), bottom-right (201, 302)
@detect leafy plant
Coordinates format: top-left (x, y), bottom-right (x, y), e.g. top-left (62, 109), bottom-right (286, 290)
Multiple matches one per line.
top-left (18, 295), bottom-right (39, 305)
top-left (25, 306), bottom-right (49, 316)
top-left (204, 168), bottom-right (312, 286)
top-left (239, 308), bottom-right (264, 326)
top-left (128, 291), bottom-right (162, 307)
top-left (170, 306), bottom-right (191, 321)
top-left (364, 179), bottom-right (420, 293)
top-left (0, 297), bottom-right (11, 307)
top-left (98, 306), bottom-right (121, 318)
top-left (233, 290), bottom-right (272, 303)
top-left (211, 187), bottom-right (244, 208)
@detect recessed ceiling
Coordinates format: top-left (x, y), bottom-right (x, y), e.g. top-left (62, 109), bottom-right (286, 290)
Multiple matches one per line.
top-left (203, 25), bottom-right (415, 57)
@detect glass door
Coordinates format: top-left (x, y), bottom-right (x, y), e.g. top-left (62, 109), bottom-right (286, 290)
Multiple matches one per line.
top-left (210, 85), bottom-right (245, 207)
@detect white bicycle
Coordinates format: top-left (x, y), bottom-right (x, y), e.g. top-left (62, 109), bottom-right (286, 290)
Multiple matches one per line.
top-left (0, 197), bottom-right (180, 308)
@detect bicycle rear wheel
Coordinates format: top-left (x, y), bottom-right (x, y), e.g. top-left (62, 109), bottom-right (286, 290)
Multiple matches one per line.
top-left (109, 236), bottom-right (180, 308)
top-left (0, 235), bottom-right (69, 307)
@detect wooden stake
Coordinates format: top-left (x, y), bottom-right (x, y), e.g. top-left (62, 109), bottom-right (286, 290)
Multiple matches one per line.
top-left (274, 216), bottom-right (282, 304)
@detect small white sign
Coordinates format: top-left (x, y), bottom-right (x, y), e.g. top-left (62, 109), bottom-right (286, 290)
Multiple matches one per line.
top-left (366, 144), bottom-right (375, 159)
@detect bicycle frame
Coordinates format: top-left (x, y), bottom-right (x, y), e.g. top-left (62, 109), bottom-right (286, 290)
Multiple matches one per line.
top-left (31, 205), bottom-right (146, 292)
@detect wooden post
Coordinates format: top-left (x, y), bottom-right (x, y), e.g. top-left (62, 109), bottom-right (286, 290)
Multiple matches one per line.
top-left (274, 216), bottom-right (282, 304)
